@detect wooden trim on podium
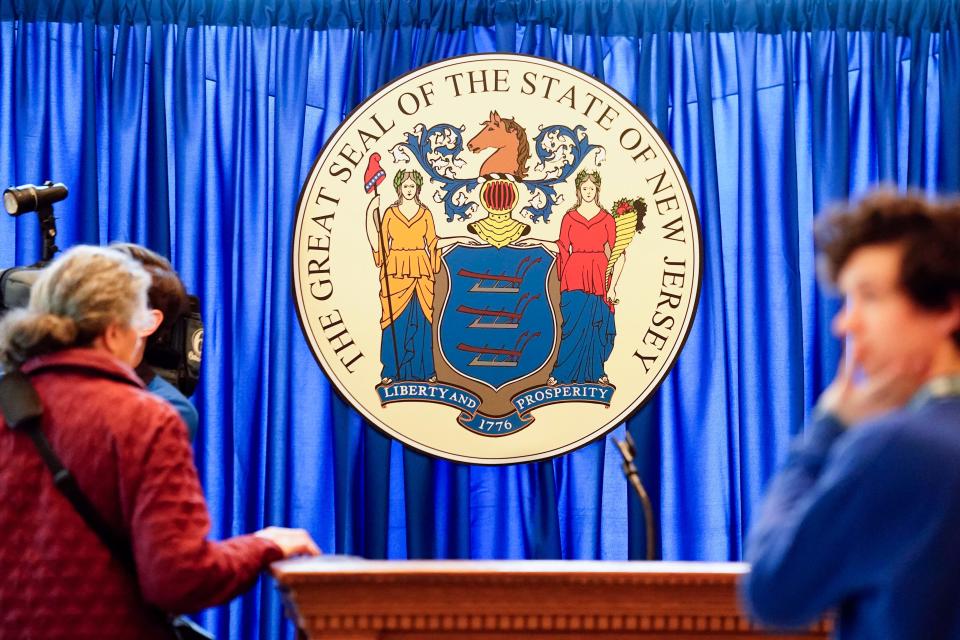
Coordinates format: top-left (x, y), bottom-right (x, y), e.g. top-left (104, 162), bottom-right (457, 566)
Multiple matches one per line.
top-left (271, 559), bottom-right (830, 639)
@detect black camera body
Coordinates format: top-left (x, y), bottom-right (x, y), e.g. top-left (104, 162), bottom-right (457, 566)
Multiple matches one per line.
top-left (0, 266), bottom-right (42, 312)
top-left (1, 182), bottom-right (203, 397)
top-left (140, 294), bottom-right (204, 397)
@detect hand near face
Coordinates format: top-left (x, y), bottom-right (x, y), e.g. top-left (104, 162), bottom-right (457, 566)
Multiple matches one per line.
top-left (817, 351), bottom-right (930, 428)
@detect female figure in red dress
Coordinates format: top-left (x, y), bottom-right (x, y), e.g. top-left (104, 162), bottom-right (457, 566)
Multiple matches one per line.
top-left (548, 170), bottom-right (619, 385)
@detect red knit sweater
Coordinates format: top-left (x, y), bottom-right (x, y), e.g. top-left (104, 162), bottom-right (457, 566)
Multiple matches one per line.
top-left (0, 349), bottom-right (283, 639)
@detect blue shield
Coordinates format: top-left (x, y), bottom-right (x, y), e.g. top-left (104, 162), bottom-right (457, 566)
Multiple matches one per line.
top-left (437, 245), bottom-right (557, 391)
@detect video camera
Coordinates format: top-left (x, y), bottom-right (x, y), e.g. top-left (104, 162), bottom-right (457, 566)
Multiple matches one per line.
top-left (0, 182), bottom-right (204, 396)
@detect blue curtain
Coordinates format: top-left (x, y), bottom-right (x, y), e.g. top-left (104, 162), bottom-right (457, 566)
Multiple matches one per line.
top-left (2, 1), bottom-right (958, 638)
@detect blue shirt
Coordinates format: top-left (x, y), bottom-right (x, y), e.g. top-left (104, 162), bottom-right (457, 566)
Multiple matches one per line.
top-left (742, 378), bottom-right (960, 639)
top-left (146, 375), bottom-right (199, 442)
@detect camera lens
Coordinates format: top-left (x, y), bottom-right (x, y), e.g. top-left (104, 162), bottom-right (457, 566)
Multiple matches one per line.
top-left (3, 190), bottom-right (18, 215)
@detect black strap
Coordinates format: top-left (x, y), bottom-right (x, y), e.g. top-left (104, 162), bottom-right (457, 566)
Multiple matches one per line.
top-left (0, 371), bottom-right (137, 573)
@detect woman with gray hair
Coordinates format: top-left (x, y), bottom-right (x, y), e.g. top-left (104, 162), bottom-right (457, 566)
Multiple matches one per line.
top-left (0, 246), bottom-right (319, 640)
top-left (0, 245), bottom-right (155, 371)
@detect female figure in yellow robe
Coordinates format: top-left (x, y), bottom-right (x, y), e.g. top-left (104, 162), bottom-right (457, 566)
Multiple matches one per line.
top-left (366, 170), bottom-right (473, 383)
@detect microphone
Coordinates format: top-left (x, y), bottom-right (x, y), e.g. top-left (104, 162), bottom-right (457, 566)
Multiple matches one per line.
top-left (4, 182), bottom-right (68, 216)
top-left (614, 431), bottom-right (657, 561)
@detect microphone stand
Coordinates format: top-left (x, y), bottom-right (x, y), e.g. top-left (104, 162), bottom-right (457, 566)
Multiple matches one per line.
top-left (614, 432), bottom-right (657, 561)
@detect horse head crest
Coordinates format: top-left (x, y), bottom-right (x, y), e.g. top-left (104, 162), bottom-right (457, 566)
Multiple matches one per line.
top-left (468, 112), bottom-right (529, 180)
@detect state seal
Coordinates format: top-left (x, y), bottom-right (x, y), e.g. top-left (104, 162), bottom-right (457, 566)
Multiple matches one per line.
top-left (292, 54), bottom-right (702, 464)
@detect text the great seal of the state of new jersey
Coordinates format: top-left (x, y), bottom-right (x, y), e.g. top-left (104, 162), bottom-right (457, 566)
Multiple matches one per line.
top-left (292, 54), bottom-right (702, 464)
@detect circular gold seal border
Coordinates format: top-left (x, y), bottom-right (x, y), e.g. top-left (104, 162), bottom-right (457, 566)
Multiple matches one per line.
top-left (291, 52), bottom-right (704, 465)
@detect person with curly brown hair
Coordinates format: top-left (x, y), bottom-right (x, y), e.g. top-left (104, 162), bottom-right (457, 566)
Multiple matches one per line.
top-left (742, 192), bottom-right (960, 639)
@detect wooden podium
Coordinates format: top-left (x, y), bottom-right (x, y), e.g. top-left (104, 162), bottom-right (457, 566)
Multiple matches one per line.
top-left (271, 559), bottom-right (829, 639)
